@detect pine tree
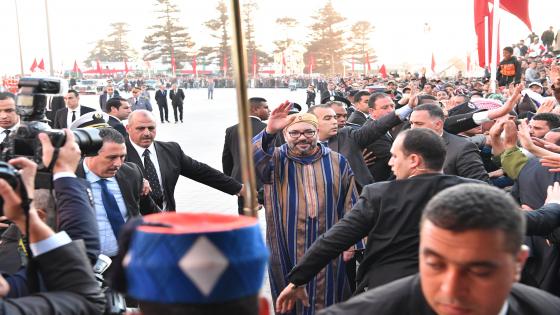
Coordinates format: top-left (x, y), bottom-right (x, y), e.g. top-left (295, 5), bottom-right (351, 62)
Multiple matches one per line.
top-left (273, 17), bottom-right (298, 53)
top-left (105, 22), bottom-right (137, 62)
top-left (201, 0), bottom-right (230, 76)
top-left (142, 0), bottom-right (195, 71)
top-left (305, 1), bottom-right (346, 75)
top-left (347, 21), bottom-right (376, 73)
top-left (242, 1), bottom-right (271, 75)
top-left (85, 40), bottom-right (111, 67)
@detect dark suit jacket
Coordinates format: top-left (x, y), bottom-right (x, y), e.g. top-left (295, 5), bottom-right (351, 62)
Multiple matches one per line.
top-left (318, 274), bottom-right (560, 315)
top-left (222, 117), bottom-right (267, 186)
top-left (351, 116), bottom-right (394, 182)
top-left (169, 88), bottom-right (185, 106)
top-left (107, 116), bottom-right (128, 138)
top-left (287, 174), bottom-right (482, 292)
top-left (327, 111), bottom-right (402, 188)
top-left (442, 131), bottom-right (489, 182)
top-left (76, 161), bottom-right (160, 217)
top-left (53, 105), bottom-right (96, 129)
top-left (347, 110), bottom-right (368, 125)
top-left (155, 89), bottom-right (168, 106)
top-left (54, 176), bottom-right (100, 264)
top-left (0, 242), bottom-right (106, 315)
top-left (125, 140), bottom-right (242, 211)
top-left (320, 90), bottom-right (342, 102)
top-left (99, 91), bottom-right (119, 111)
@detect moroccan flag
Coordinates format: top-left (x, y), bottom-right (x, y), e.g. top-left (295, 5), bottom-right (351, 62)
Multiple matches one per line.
top-left (501, 0), bottom-right (531, 31)
top-left (30, 58), bottom-right (37, 72)
top-left (223, 54), bottom-right (227, 76)
top-left (366, 52), bottom-right (371, 72)
top-left (96, 60), bottom-right (102, 74)
top-left (379, 64), bottom-right (387, 78)
top-left (467, 53), bottom-right (471, 72)
top-left (281, 51), bottom-right (286, 74)
top-left (474, 0), bottom-right (492, 69)
top-left (192, 55), bottom-right (197, 76)
top-left (72, 60), bottom-right (80, 73)
top-left (252, 53), bottom-right (257, 77)
top-left (171, 48), bottom-right (176, 75)
top-left (431, 53), bottom-right (436, 73)
top-left (124, 59), bottom-right (129, 74)
top-left (38, 58), bottom-right (45, 71)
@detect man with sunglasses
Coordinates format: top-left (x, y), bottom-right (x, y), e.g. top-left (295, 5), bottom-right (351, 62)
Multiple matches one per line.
top-left (253, 101), bottom-right (359, 314)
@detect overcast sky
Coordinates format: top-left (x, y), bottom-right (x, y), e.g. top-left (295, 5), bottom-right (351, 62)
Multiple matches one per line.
top-left (0, 0), bottom-right (558, 75)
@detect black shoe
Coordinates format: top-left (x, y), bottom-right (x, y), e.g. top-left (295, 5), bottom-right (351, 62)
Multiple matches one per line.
top-left (166, 120), bottom-right (170, 123)
top-left (175, 121), bottom-right (178, 124)
top-left (180, 120), bottom-right (183, 123)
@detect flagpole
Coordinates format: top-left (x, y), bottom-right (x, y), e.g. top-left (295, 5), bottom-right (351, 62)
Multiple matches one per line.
top-left (14, 0), bottom-right (24, 76)
top-left (489, 0), bottom-right (500, 93)
top-left (229, 0), bottom-right (258, 217)
top-left (44, 0), bottom-right (54, 76)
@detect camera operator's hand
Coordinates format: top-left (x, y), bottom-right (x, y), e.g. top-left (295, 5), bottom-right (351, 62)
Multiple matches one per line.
top-left (8, 157), bottom-right (37, 199)
top-left (38, 129), bottom-right (81, 174)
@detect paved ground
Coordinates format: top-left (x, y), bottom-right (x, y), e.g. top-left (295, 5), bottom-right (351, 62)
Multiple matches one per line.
top-left (80, 87), bottom-right (309, 307)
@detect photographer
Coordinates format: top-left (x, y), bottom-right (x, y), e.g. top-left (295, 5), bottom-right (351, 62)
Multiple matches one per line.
top-left (0, 129), bottom-right (105, 314)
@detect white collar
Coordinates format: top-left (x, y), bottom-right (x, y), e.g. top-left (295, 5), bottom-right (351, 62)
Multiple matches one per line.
top-left (128, 138), bottom-right (156, 158)
top-left (249, 115), bottom-right (262, 121)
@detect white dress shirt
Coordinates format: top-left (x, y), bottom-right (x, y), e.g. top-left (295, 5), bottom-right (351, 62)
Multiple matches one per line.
top-left (129, 139), bottom-right (166, 208)
top-left (66, 105), bottom-right (81, 128)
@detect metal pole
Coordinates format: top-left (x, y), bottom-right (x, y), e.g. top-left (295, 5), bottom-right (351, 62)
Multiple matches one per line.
top-left (229, 0), bottom-right (258, 217)
top-left (489, 0), bottom-right (500, 93)
top-left (14, 0), bottom-right (24, 76)
top-left (44, 0), bottom-right (54, 76)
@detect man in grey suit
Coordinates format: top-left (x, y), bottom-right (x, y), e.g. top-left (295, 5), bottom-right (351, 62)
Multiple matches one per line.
top-left (410, 103), bottom-right (489, 182)
top-left (128, 87), bottom-right (152, 112)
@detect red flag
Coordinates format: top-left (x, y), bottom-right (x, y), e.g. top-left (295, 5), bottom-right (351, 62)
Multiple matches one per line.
top-left (192, 55), bottom-right (197, 76)
top-left (309, 54), bottom-right (314, 74)
top-left (431, 53), bottom-right (436, 73)
top-left (252, 53), bottom-right (257, 77)
top-left (366, 52), bottom-right (371, 72)
top-left (38, 58), bottom-right (45, 71)
top-left (467, 53), bottom-right (471, 72)
top-left (223, 54), bottom-right (227, 76)
top-left (72, 60), bottom-right (80, 73)
top-left (501, 0), bottom-right (531, 31)
top-left (379, 64), bottom-right (387, 78)
top-left (30, 58), bottom-right (37, 72)
top-left (281, 51), bottom-right (286, 74)
top-left (171, 48), bottom-right (176, 75)
top-left (96, 60), bottom-right (102, 74)
top-left (124, 59), bottom-right (129, 74)
top-left (351, 55), bottom-right (355, 73)
top-left (474, 0), bottom-right (492, 69)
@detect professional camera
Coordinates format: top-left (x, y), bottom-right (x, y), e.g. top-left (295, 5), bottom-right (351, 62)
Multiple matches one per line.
top-left (0, 77), bottom-right (103, 188)
top-left (0, 161), bottom-right (21, 216)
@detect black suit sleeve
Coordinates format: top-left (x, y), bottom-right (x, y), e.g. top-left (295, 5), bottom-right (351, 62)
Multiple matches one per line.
top-left (176, 144), bottom-right (242, 195)
top-left (54, 177), bottom-right (100, 265)
top-left (444, 113), bottom-right (479, 135)
top-left (351, 112), bottom-right (401, 149)
top-left (456, 141), bottom-right (490, 182)
top-left (0, 242), bottom-right (105, 315)
top-left (287, 191), bottom-right (377, 286)
top-left (525, 203), bottom-right (560, 236)
top-left (222, 128), bottom-right (234, 176)
top-left (53, 110), bottom-right (63, 129)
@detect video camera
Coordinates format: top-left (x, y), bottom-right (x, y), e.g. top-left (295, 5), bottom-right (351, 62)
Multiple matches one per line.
top-left (0, 77), bottom-right (103, 188)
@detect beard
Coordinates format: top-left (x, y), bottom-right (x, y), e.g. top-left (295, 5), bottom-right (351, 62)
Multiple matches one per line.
top-left (288, 139), bottom-right (318, 156)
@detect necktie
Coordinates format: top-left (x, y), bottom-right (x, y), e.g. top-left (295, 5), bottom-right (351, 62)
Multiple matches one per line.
top-left (143, 149), bottom-right (164, 207)
top-left (135, 98), bottom-right (138, 105)
top-left (97, 179), bottom-right (125, 239)
top-left (71, 110), bottom-right (76, 122)
top-left (1, 129), bottom-right (11, 147)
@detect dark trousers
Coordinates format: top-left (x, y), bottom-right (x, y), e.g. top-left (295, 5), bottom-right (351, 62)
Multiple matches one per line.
top-left (157, 103), bottom-right (168, 122)
top-left (208, 88), bottom-right (214, 99)
top-left (172, 103), bottom-right (183, 122)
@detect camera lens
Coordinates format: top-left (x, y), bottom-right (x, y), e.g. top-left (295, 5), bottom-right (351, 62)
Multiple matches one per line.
top-left (72, 128), bottom-right (103, 157)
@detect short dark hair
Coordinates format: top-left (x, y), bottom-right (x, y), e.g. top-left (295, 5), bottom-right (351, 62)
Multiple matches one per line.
top-left (417, 94), bottom-right (438, 105)
top-left (533, 113), bottom-right (560, 130)
top-left (105, 97), bottom-right (128, 113)
top-left (140, 295), bottom-right (259, 315)
top-left (422, 183), bottom-right (525, 254)
top-left (0, 92), bottom-right (15, 101)
top-left (368, 92), bottom-right (390, 109)
top-left (353, 90), bottom-right (371, 104)
top-left (414, 104), bottom-right (445, 121)
top-left (249, 97), bottom-right (267, 109)
top-left (503, 46), bottom-right (514, 54)
top-left (67, 89), bottom-right (79, 98)
top-left (99, 127), bottom-right (124, 144)
top-left (399, 128), bottom-right (446, 171)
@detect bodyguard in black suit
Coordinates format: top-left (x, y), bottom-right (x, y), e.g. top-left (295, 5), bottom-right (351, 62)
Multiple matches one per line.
top-left (222, 97), bottom-right (269, 214)
top-left (154, 85), bottom-right (170, 123)
top-left (346, 90), bottom-right (370, 126)
top-left (53, 90), bottom-right (95, 128)
top-left (169, 83), bottom-right (185, 123)
top-left (125, 110), bottom-right (243, 211)
top-left (105, 97), bottom-right (131, 138)
top-left (318, 184), bottom-right (560, 315)
top-left (275, 129), bottom-right (483, 309)
top-left (99, 85), bottom-right (119, 110)
top-left (320, 81), bottom-right (343, 101)
top-left (410, 104), bottom-right (489, 182)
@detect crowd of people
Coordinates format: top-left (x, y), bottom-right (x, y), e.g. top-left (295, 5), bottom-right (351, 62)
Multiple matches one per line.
top-left (2, 27), bottom-right (560, 315)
